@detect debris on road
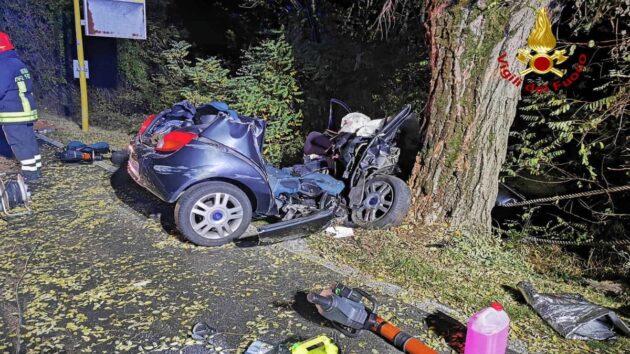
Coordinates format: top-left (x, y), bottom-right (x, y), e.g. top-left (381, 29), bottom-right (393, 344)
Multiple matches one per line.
top-left (245, 340), bottom-right (277, 354)
top-left (324, 226), bottom-right (354, 239)
top-left (191, 321), bottom-right (218, 341)
top-left (191, 321), bottom-right (230, 350)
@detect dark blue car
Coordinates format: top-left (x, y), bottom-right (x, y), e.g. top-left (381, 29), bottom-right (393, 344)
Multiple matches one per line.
top-left (128, 100), bottom-right (413, 246)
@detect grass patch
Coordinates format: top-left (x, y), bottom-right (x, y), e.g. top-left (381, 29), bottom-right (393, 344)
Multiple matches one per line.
top-left (41, 110), bottom-right (136, 150)
top-left (308, 225), bottom-right (630, 353)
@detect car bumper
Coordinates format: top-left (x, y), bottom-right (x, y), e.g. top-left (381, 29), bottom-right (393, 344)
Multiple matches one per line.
top-left (127, 141), bottom-right (181, 202)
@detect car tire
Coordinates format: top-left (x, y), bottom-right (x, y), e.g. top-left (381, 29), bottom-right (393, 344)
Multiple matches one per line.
top-left (175, 181), bottom-right (252, 246)
top-left (351, 175), bottom-right (411, 229)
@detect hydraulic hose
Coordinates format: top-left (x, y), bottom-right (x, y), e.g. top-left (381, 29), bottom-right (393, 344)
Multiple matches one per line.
top-left (370, 316), bottom-right (437, 354)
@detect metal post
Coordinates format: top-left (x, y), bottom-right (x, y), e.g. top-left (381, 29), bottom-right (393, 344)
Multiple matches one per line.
top-left (73, 0), bottom-right (89, 132)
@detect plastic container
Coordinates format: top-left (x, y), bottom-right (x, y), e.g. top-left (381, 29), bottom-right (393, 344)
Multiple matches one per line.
top-left (290, 335), bottom-right (339, 354)
top-left (464, 303), bottom-right (510, 354)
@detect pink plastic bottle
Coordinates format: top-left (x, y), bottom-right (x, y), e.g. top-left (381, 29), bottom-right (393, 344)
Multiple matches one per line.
top-left (464, 303), bottom-right (510, 354)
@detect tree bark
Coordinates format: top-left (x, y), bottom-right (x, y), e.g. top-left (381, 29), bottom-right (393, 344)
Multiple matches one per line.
top-left (409, 0), bottom-right (547, 229)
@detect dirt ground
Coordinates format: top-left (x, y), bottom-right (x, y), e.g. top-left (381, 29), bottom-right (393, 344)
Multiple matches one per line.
top-left (0, 143), bottom-right (459, 353)
top-left (0, 120), bottom-right (57, 175)
top-left (2, 114), bottom-right (628, 353)
top-left (0, 156), bottom-right (17, 174)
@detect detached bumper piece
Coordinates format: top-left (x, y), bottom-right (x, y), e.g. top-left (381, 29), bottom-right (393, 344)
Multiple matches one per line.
top-left (257, 209), bottom-right (335, 244)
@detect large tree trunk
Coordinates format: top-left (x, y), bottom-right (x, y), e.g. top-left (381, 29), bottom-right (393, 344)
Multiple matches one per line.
top-left (409, 0), bottom-right (547, 229)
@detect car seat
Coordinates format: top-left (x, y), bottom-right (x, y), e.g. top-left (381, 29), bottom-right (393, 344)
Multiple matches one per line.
top-left (304, 131), bottom-right (332, 156)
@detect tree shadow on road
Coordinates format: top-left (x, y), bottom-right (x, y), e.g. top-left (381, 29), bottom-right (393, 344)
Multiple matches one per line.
top-left (110, 163), bottom-right (180, 236)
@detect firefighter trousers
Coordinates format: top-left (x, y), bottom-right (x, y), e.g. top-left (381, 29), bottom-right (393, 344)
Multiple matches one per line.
top-left (1, 123), bottom-right (41, 181)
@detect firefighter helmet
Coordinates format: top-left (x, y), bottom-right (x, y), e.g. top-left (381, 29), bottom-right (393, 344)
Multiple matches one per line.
top-left (0, 32), bottom-right (15, 52)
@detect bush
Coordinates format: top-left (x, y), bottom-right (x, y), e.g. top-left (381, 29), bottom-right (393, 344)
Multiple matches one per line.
top-left (231, 37), bottom-right (304, 164)
top-left (161, 36), bottom-right (304, 165)
top-left (500, 0), bottom-right (630, 273)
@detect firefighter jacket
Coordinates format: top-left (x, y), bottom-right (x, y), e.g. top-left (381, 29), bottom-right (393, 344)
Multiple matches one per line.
top-left (0, 50), bottom-right (37, 124)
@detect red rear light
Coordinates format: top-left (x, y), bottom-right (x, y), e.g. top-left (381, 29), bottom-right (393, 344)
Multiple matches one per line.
top-left (138, 114), bottom-right (157, 136)
top-left (156, 131), bottom-right (198, 153)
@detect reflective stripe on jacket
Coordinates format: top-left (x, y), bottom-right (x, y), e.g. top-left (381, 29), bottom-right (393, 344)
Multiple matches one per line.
top-left (0, 50), bottom-right (38, 124)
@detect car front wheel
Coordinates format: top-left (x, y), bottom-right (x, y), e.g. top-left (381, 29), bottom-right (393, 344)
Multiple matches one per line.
top-left (351, 175), bottom-right (411, 229)
top-left (175, 181), bottom-right (252, 246)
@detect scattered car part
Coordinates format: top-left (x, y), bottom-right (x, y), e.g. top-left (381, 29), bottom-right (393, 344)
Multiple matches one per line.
top-left (307, 283), bottom-right (437, 354)
top-left (245, 340), bottom-right (278, 354)
top-left (110, 149), bottom-right (129, 166)
top-left (191, 322), bottom-right (217, 340)
top-left (290, 335), bottom-right (338, 354)
top-left (128, 100), bottom-right (414, 246)
top-left (257, 209), bottom-right (335, 245)
top-left (191, 321), bottom-right (230, 349)
top-left (518, 281), bottom-right (630, 340)
top-left (0, 174), bottom-right (31, 216)
top-left (324, 226), bottom-right (354, 238)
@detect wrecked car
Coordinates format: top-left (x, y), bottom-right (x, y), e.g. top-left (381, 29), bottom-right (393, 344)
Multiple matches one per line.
top-left (128, 99), bottom-right (413, 246)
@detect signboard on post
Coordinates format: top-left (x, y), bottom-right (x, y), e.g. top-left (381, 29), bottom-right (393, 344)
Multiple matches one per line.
top-left (84, 0), bottom-right (147, 40)
top-left (73, 60), bottom-right (90, 79)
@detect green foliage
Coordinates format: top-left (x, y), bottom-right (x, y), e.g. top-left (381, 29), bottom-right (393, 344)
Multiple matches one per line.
top-left (372, 59), bottom-right (429, 114)
top-left (88, 24), bottom-right (182, 131)
top-left (0, 0), bottom-right (69, 108)
top-left (232, 37), bottom-right (304, 164)
top-left (501, 0), bottom-right (630, 250)
top-left (161, 41), bottom-right (232, 105)
top-left (161, 36), bottom-right (304, 164)
top-left (118, 41), bottom-right (150, 91)
top-left (505, 74), bottom-right (628, 182)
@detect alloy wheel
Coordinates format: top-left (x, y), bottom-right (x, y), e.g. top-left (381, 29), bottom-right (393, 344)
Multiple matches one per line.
top-left (356, 180), bottom-right (394, 223)
top-left (189, 192), bottom-right (244, 240)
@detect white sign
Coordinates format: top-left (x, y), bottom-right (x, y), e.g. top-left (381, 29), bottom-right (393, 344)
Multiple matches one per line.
top-left (84, 0), bottom-right (147, 40)
top-left (73, 60), bottom-right (90, 79)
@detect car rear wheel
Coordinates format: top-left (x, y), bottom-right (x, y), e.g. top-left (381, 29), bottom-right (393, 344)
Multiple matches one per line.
top-left (175, 181), bottom-right (252, 246)
top-left (351, 175), bottom-right (411, 229)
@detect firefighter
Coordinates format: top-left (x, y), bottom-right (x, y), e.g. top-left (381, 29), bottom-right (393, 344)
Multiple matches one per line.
top-left (0, 31), bottom-right (41, 182)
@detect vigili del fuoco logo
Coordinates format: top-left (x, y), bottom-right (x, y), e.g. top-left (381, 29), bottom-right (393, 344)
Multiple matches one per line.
top-left (497, 7), bottom-right (588, 93)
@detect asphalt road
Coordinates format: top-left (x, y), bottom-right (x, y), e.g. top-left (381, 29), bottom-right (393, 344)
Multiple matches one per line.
top-left (0, 144), bottom-right (449, 353)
